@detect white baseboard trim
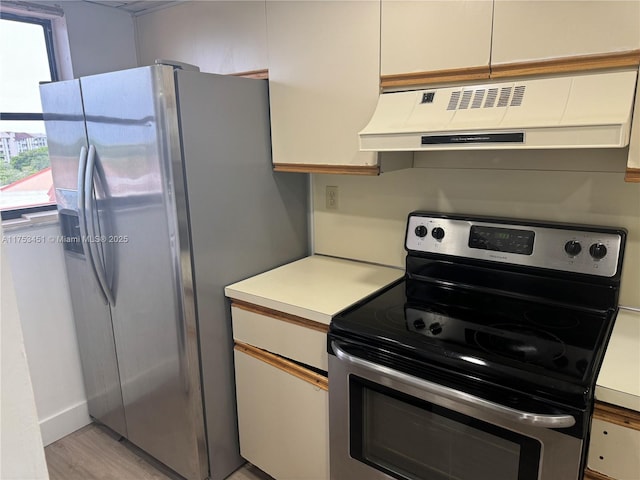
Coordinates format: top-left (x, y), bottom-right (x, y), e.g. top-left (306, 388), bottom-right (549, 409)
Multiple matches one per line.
top-left (40, 401), bottom-right (91, 446)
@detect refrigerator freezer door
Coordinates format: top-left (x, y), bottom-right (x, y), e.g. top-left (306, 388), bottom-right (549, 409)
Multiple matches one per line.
top-left (78, 66), bottom-right (207, 480)
top-left (63, 253), bottom-right (128, 437)
top-left (40, 80), bottom-right (90, 209)
top-left (40, 80), bottom-right (127, 437)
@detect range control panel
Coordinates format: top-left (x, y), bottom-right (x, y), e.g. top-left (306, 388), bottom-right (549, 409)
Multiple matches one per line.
top-left (405, 213), bottom-right (625, 278)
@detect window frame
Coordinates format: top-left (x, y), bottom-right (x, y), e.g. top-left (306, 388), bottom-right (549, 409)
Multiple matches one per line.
top-left (1, 11), bottom-right (60, 220)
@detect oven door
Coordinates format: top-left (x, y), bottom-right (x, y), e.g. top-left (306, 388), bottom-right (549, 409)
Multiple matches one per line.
top-left (328, 341), bottom-right (584, 480)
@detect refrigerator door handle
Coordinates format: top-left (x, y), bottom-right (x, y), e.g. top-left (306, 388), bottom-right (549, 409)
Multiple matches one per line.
top-left (77, 146), bottom-right (108, 305)
top-left (85, 144), bottom-right (115, 306)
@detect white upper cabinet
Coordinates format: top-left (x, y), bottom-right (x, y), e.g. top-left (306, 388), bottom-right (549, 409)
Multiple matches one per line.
top-left (492, 0), bottom-right (640, 65)
top-left (380, 1), bottom-right (640, 78)
top-left (266, 1), bottom-right (381, 170)
top-left (136, 1), bottom-right (268, 74)
top-left (381, 0), bottom-right (494, 76)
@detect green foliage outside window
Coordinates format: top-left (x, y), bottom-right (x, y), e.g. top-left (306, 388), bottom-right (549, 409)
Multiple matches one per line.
top-left (0, 147), bottom-right (49, 186)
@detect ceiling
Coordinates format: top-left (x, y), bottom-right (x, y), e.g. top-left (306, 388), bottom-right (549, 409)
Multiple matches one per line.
top-left (83, 1), bottom-right (181, 15)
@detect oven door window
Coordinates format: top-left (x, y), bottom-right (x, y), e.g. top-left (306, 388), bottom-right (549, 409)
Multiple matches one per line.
top-left (350, 377), bottom-right (541, 480)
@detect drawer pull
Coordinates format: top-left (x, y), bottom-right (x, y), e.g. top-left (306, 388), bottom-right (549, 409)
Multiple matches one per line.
top-left (235, 341), bottom-right (328, 391)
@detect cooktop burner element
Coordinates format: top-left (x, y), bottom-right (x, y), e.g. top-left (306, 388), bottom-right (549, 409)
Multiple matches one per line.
top-left (331, 212), bottom-right (626, 409)
top-left (473, 324), bottom-right (566, 363)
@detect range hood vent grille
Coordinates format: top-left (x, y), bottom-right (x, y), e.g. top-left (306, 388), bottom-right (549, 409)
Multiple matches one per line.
top-left (447, 91), bottom-right (461, 110)
top-left (446, 85), bottom-right (527, 111)
top-left (359, 68), bottom-right (638, 152)
top-left (511, 85), bottom-right (526, 106)
top-left (471, 89), bottom-right (485, 109)
top-left (497, 87), bottom-right (513, 107)
top-left (459, 91), bottom-right (473, 109)
top-left (485, 88), bottom-right (499, 108)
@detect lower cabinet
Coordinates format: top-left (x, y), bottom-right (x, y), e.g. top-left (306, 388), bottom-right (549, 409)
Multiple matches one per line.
top-left (230, 301), bottom-right (331, 479)
top-left (234, 343), bottom-right (329, 480)
top-left (586, 402), bottom-right (640, 480)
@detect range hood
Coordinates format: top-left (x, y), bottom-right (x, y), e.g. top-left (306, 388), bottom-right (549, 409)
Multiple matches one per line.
top-left (360, 69), bottom-right (639, 151)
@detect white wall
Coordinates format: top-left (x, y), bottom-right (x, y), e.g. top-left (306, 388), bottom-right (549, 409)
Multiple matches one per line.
top-left (1, 224), bottom-right (49, 480)
top-left (313, 150), bottom-right (640, 308)
top-left (4, 222), bottom-right (90, 446)
top-left (61, 0), bottom-right (138, 77)
top-left (136, 1), bottom-right (268, 74)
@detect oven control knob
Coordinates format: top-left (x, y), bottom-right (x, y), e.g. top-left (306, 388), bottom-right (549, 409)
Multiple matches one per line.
top-left (589, 243), bottom-right (607, 260)
top-left (413, 319), bottom-right (426, 330)
top-left (429, 322), bottom-right (442, 335)
top-left (415, 225), bottom-right (428, 238)
top-left (431, 227), bottom-right (445, 240)
top-left (564, 241), bottom-right (582, 256)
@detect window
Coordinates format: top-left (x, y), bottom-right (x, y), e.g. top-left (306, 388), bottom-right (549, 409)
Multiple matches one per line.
top-left (0, 12), bottom-right (58, 218)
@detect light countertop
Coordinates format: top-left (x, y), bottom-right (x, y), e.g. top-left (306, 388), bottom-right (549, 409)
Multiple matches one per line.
top-left (224, 255), bottom-right (404, 325)
top-left (226, 255), bottom-right (640, 412)
top-left (596, 308), bottom-right (640, 412)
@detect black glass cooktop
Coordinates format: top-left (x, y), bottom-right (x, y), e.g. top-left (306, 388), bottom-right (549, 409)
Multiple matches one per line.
top-left (331, 278), bottom-right (616, 397)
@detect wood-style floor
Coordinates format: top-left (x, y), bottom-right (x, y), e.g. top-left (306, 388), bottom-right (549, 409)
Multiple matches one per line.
top-left (45, 424), bottom-right (274, 480)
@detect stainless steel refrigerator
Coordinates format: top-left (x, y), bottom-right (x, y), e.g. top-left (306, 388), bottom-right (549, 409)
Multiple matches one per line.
top-left (40, 63), bottom-right (308, 480)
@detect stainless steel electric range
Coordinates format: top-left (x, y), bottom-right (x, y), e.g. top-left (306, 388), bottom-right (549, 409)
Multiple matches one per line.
top-left (328, 212), bottom-right (626, 480)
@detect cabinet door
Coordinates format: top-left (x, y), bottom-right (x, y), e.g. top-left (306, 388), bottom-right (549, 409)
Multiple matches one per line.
top-left (492, 0), bottom-right (640, 65)
top-left (234, 347), bottom-right (329, 480)
top-left (588, 418), bottom-right (640, 479)
top-left (266, 1), bottom-right (380, 170)
top-left (381, 0), bottom-right (493, 76)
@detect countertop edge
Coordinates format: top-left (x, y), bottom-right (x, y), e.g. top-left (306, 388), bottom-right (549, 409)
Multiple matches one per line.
top-left (225, 289), bottom-right (334, 325)
top-left (595, 309), bottom-right (640, 414)
top-left (224, 255), bottom-right (404, 325)
top-left (595, 385), bottom-right (640, 413)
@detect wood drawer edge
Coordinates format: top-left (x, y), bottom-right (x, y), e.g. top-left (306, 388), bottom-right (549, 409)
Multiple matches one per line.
top-left (273, 163), bottom-right (380, 175)
top-left (625, 168), bottom-right (640, 183)
top-left (584, 468), bottom-right (617, 480)
top-left (235, 341), bottom-right (328, 391)
top-left (594, 401), bottom-right (640, 431)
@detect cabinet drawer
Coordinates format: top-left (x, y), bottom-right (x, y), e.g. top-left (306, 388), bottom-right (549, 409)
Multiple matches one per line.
top-left (234, 344), bottom-right (329, 480)
top-left (231, 302), bottom-right (329, 371)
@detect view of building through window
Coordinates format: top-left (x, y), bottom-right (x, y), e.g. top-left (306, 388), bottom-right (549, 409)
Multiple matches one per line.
top-left (0, 16), bottom-right (56, 212)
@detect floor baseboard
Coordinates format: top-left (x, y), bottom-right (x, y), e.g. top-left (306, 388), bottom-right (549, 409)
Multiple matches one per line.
top-left (40, 401), bottom-right (91, 446)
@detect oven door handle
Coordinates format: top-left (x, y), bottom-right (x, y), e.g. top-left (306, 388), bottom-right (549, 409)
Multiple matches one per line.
top-left (332, 342), bottom-right (576, 429)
